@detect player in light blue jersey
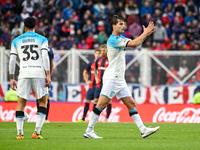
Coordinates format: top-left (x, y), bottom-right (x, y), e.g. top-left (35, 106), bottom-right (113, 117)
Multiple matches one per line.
top-left (9, 17), bottom-right (51, 139)
top-left (84, 15), bottom-right (160, 139)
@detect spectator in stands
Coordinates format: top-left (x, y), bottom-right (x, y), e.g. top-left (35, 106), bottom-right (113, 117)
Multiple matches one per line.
top-left (164, 2), bottom-right (175, 13)
top-left (153, 9), bottom-right (162, 21)
top-left (184, 11), bottom-right (195, 25)
top-left (189, 75), bottom-right (199, 85)
top-left (11, 23), bottom-right (21, 37)
top-left (192, 20), bottom-right (200, 39)
top-left (7, 10), bottom-right (19, 30)
top-left (172, 19), bottom-right (185, 40)
top-left (45, 0), bottom-right (56, 23)
top-left (166, 66), bottom-right (178, 84)
top-left (61, 20), bottom-right (73, 37)
top-left (62, 4), bottom-right (74, 20)
top-left (153, 2), bottom-right (163, 14)
top-left (94, 1), bottom-right (105, 15)
top-left (2, 0), bottom-right (15, 14)
top-left (161, 37), bottom-right (171, 50)
top-left (96, 9), bottom-right (109, 26)
top-left (50, 35), bottom-right (59, 49)
top-left (187, 0), bottom-right (198, 17)
top-left (141, 1), bottom-right (153, 17)
top-left (82, 19), bottom-right (96, 38)
top-left (152, 64), bottom-right (167, 85)
top-left (93, 34), bottom-right (100, 49)
top-left (80, 0), bottom-right (95, 18)
top-left (142, 13), bottom-right (154, 27)
top-left (178, 59), bottom-right (189, 79)
top-left (173, 11), bottom-right (184, 25)
top-left (22, 0), bottom-right (34, 15)
top-left (98, 28), bottom-right (107, 44)
top-left (78, 39), bottom-right (89, 49)
top-left (70, 30), bottom-right (79, 46)
top-left (128, 21), bottom-right (142, 38)
top-left (153, 20), bottom-right (167, 43)
top-left (105, 1), bottom-right (115, 18)
top-left (20, 8), bottom-right (30, 28)
top-left (1, 26), bottom-right (11, 48)
top-left (174, 0), bottom-right (188, 17)
top-left (86, 32), bottom-right (95, 49)
top-left (70, 10), bottom-right (80, 29)
top-left (125, 0), bottom-right (139, 15)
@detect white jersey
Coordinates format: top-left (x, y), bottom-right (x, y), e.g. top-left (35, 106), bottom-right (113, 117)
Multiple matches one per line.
top-left (10, 31), bottom-right (49, 79)
top-left (103, 34), bottom-right (131, 80)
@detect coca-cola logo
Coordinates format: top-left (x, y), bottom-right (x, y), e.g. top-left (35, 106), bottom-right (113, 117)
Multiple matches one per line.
top-left (72, 106), bottom-right (122, 122)
top-left (0, 105), bottom-right (37, 122)
top-left (153, 107), bottom-right (200, 123)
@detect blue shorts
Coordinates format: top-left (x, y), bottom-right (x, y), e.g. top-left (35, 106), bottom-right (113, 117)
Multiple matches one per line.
top-left (94, 86), bottom-right (102, 99)
top-left (86, 87), bottom-right (95, 100)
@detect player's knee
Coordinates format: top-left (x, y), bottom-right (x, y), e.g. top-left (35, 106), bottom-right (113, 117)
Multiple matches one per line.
top-left (94, 98), bottom-right (98, 104)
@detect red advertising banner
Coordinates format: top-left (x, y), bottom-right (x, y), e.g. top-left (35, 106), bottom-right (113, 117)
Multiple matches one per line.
top-left (0, 102), bottom-right (200, 123)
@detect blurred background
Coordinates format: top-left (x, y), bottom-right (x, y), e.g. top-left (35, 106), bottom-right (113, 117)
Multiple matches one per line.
top-left (0, 0), bottom-right (200, 103)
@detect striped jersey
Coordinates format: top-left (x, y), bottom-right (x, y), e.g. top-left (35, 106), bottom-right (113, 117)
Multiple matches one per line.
top-left (85, 60), bottom-right (96, 89)
top-left (103, 34), bottom-right (131, 80)
top-left (10, 31), bottom-right (49, 79)
top-left (95, 57), bottom-right (109, 87)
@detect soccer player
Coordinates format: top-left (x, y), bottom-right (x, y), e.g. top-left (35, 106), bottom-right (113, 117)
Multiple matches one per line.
top-left (35, 30), bottom-right (54, 123)
top-left (84, 15), bottom-right (160, 138)
top-left (77, 48), bottom-right (101, 122)
top-left (9, 17), bottom-right (51, 139)
top-left (93, 44), bottom-right (111, 121)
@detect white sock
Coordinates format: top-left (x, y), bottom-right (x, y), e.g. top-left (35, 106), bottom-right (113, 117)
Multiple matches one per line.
top-left (86, 112), bottom-right (100, 133)
top-left (131, 114), bottom-right (146, 133)
top-left (35, 113), bottom-right (46, 134)
top-left (16, 117), bottom-right (24, 135)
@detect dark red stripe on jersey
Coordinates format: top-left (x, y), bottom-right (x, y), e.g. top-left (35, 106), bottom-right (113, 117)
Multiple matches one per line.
top-left (90, 62), bottom-right (96, 88)
top-left (96, 57), bottom-right (109, 87)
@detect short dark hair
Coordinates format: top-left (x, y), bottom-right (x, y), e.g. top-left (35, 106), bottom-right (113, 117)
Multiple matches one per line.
top-left (94, 48), bottom-right (101, 53)
top-left (35, 30), bottom-right (45, 36)
top-left (24, 17), bottom-right (36, 29)
top-left (109, 15), bottom-right (125, 32)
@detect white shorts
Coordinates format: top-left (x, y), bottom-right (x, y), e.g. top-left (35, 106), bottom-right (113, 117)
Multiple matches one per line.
top-left (100, 79), bottom-right (131, 99)
top-left (17, 78), bottom-right (48, 100)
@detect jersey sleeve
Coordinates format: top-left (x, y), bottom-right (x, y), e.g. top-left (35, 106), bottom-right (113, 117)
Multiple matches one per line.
top-left (114, 36), bottom-right (131, 48)
top-left (95, 58), bottom-right (100, 69)
top-left (41, 38), bottom-right (49, 52)
top-left (10, 40), bottom-right (17, 55)
top-left (85, 62), bottom-right (92, 72)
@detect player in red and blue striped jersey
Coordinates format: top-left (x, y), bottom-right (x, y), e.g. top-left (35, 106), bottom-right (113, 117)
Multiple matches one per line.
top-left (94, 44), bottom-right (112, 121)
top-left (77, 48), bottom-right (101, 122)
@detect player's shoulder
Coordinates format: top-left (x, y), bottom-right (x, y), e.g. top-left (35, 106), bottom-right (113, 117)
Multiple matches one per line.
top-left (107, 34), bottom-right (124, 45)
top-left (88, 60), bottom-right (95, 65)
top-left (96, 57), bottom-right (102, 62)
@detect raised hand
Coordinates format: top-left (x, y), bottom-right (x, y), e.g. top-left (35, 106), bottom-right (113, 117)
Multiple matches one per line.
top-left (142, 22), bottom-right (155, 36)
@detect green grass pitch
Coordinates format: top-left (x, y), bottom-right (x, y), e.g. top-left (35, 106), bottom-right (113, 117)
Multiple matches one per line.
top-left (0, 122), bottom-right (200, 150)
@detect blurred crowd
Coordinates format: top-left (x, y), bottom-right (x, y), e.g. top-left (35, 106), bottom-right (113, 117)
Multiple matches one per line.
top-left (1, 0), bottom-right (200, 50)
top-left (1, 0), bottom-right (200, 86)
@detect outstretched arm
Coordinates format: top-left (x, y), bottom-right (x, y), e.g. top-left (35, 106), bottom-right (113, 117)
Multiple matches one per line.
top-left (127, 22), bottom-right (155, 48)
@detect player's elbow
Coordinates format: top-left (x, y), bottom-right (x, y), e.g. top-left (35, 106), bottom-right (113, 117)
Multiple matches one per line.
top-left (127, 40), bottom-right (139, 48)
